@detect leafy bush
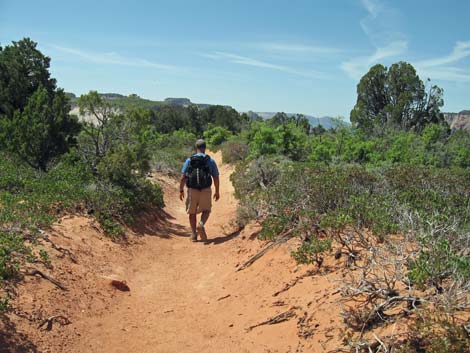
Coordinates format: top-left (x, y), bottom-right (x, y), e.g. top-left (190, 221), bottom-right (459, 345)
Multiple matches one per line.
top-left (0, 232), bottom-right (32, 281)
top-left (398, 313), bottom-right (470, 353)
top-left (291, 237), bottom-right (332, 266)
top-left (151, 129), bottom-right (195, 175)
top-left (248, 122), bottom-right (308, 161)
top-left (203, 126), bottom-right (232, 148)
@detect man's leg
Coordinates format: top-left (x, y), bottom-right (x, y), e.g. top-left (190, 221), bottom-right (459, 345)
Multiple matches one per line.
top-left (189, 213), bottom-right (197, 241)
top-left (186, 188), bottom-right (199, 242)
top-left (200, 211), bottom-right (210, 225)
top-left (196, 188), bottom-right (212, 241)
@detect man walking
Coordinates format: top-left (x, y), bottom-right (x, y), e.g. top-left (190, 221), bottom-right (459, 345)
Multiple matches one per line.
top-left (180, 139), bottom-right (220, 242)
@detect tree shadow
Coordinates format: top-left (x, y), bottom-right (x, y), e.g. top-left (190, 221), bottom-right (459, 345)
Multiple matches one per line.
top-left (205, 226), bottom-right (245, 245)
top-left (0, 315), bottom-right (38, 353)
top-left (131, 208), bottom-right (191, 238)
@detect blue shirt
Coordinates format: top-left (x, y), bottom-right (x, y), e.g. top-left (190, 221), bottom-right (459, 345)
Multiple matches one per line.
top-left (181, 153), bottom-right (219, 177)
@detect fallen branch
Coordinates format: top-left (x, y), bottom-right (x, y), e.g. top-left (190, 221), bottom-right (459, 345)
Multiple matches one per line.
top-left (40, 234), bottom-right (78, 264)
top-left (246, 307), bottom-right (299, 332)
top-left (38, 315), bottom-right (70, 331)
top-left (273, 269), bottom-right (317, 297)
top-left (23, 268), bottom-right (68, 291)
top-left (236, 229), bottom-right (294, 272)
top-left (217, 294), bottom-right (231, 301)
top-left (358, 296), bottom-right (422, 336)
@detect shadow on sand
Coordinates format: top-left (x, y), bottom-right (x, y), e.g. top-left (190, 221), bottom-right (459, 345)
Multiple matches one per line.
top-left (130, 208), bottom-right (191, 238)
top-left (204, 226), bottom-right (245, 245)
top-left (0, 316), bottom-right (38, 353)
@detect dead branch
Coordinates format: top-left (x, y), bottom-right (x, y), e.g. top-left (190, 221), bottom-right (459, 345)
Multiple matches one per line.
top-left (38, 315), bottom-right (71, 331)
top-left (246, 307), bottom-right (299, 332)
top-left (23, 268), bottom-right (68, 291)
top-left (217, 294), bottom-right (231, 301)
top-left (40, 235), bottom-right (78, 263)
top-left (236, 229), bottom-right (294, 272)
top-left (273, 269), bottom-right (317, 297)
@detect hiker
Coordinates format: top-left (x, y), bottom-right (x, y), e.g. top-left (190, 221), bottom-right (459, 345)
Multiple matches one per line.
top-left (180, 139), bottom-right (220, 242)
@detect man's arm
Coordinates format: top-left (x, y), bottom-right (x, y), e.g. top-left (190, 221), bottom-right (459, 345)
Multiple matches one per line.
top-left (213, 176), bottom-right (220, 201)
top-left (179, 175), bottom-right (186, 201)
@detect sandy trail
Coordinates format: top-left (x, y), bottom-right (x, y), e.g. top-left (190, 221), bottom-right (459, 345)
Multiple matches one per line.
top-left (4, 150), bottom-right (347, 353)
top-left (70, 151), bottom-right (306, 353)
top-left (2, 151), bottom-right (409, 353)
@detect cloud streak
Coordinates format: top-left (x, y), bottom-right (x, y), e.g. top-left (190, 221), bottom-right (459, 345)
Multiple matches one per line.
top-left (415, 41), bottom-right (470, 82)
top-left (257, 42), bottom-right (342, 55)
top-left (341, 40), bottom-right (407, 79)
top-left (50, 45), bottom-right (180, 71)
top-left (205, 51), bottom-right (327, 78)
top-left (341, 0), bottom-right (407, 79)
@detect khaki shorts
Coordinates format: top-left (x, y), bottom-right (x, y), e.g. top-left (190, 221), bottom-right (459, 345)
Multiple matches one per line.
top-left (186, 187), bottom-right (212, 214)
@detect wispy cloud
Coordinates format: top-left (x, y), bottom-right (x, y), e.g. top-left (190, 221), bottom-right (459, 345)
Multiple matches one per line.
top-left (341, 40), bottom-right (407, 79)
top-left (361, 0), bottom-right (383, 18)
top-left (49, 45), bottom-right (180, 71)
top-left (415, 41), bottom-right (470, 82)
top-left (257, 42), bottom-right (341, 56)
top-left (204, 51), bottom-right (326, 78)
top-left (341, 0), bottom-right (407, 79)
top-left (416, 41), bottom-right (470, 67)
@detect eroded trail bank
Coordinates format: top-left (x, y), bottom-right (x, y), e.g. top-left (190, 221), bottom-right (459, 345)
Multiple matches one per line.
top-left (4, 151), bottom-right (346, 353)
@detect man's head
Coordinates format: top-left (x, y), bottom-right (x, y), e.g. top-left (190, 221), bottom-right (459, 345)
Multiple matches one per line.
top-left (195, 139), bottom-right (207, 153)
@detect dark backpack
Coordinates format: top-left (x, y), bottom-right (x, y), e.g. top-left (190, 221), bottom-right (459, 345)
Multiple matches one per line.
top-left (185, 154), bottom-right (213, 190)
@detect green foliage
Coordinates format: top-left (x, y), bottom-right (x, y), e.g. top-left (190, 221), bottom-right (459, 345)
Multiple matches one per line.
top-left (88, 178), bottom-right (164, 238)
top-left (351, 62), bottom-right (445, 134)
top-left (1, 86), bottom-right (80, 170)
top-left (38, 249), bottom-right (51, 267)
top-left (232, 156), bottom-right (470, 268)
top-left (291, 237), bottom-right (332, 265)
top-left (203, 126), bottom-right (232, 148)
top-left (0, 38), bottom-right (79, 170)
top-left (249, 122), bottom-right (308, 161)
top-left (0, 38), bottom-right (56, 117)
top-left (398, 313), bottom-right (470, 353)
top-left (151, 104), bottom-right (251, 135)
top-left (303, 124), bottom-right (470, 168)
top-left (259, 216), bottom-right (288, 240)
top-left (0, 153), bottom-right (92, 229)
top-left (151, 129), bottom-right (195, 175)
top-left (408, 239), bottom-right (470, 289)
top-left (0, 296), bottom-right (8, 312)
top-left (0, 232), bottom-right (31, 280)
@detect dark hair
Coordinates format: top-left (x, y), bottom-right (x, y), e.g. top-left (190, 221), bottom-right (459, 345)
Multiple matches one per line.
top-left (195, 139), bottom-right (206, 149)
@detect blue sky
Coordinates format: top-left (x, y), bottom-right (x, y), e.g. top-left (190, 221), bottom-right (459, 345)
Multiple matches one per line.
top-left (1, 0), bottom-right (469, 118)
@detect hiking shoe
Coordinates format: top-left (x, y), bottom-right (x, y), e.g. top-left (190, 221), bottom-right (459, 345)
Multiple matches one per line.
top-left (190, 233), bottom-right (198, 242)
top-left (197, 222), bottom-right (208, 241)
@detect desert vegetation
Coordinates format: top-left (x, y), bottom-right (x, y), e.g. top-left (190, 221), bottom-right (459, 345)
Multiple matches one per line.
top-left (1, 37), bottom-right (469, 352)
top-left (226, 62), bottom-right (470, 351)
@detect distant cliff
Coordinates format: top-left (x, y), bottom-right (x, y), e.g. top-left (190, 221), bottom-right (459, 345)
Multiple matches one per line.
top-left (443, 110), bottom-right (470, 131)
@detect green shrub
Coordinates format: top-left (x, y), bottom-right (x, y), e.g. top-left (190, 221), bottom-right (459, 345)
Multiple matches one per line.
top-left (0, 232), bottom-right (32, 281)
top-left (203, 126), bottom-right (232, 148)
top-left (291, 237), bottom-right (332, 265)
top-left (151, 129), bottom-right (195, 175)
top-left (247, 122), bottom-right (308, 161)
top-left (398, 313), bottom-right (470, 353)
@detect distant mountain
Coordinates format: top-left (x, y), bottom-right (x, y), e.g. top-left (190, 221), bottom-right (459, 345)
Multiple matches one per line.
top-left (67, 93), bottom-right (231, 111)
top-left (67, 92), bottom-right (346, 129)
top-left (164, 97), bottom-right (192, 106)
top-left (443, 110), bottom-right (470, 131)
top-left (253, 112), bottom-right (343, 129)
